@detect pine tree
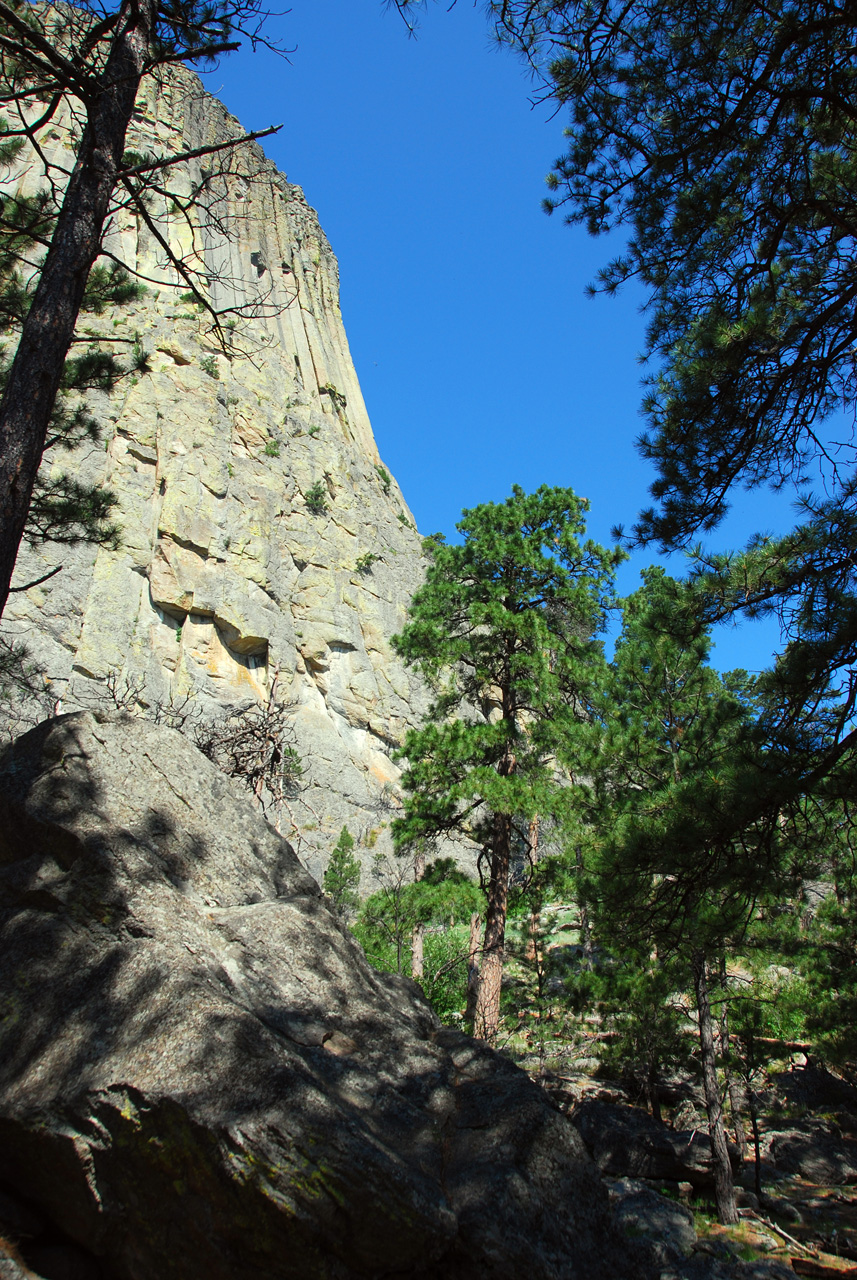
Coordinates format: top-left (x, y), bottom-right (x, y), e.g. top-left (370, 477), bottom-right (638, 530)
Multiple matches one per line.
top-left (0, 163), bottom-right (146, 575)
top-left (323, 827), bottom-right (361, 921)
top-left (392, 484), bottom-right (623, 1040)
top-left (584, 568), bottom-right (769, 1222)
top-left (354, 856), bottom-right (484, 1020)
top-left (489, 0), bottom-right (857, 820)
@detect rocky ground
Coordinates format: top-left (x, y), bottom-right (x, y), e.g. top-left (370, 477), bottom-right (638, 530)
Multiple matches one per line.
top-left (532, 1060), bottom-right (857, 1279)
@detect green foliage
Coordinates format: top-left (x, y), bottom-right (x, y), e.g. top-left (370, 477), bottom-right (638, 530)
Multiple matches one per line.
top-left (354, 856), bottom-right (483, 1021)
top-left (199, 354), bottom-right (219, 379)
top-left (0, 635), bottom-right (55, 736)
top-left (375, 464), bottom-right (391, 494)
top-left (355, 551), bottom-right (380, 574)
top-left (567, 949), bottom-right (691, 1111)
top-left (307, 424), bottom-right (320, 437)
top-left (323, 827), bottom-right (361, 919)
top-left (421, 532), bottom-right (446, 558)
top-left (304, 481), bottom-right (329, 515)
top-left (392, 484), bottom-right (625, 857)
top-left (0, 195), bottom-right (145, 555)
top-left (263, 439), bottom-right (280, 457)
top-left (493, 0), bottom-right (857, 838)
top-left (584, 567), bottom-right (772, 958)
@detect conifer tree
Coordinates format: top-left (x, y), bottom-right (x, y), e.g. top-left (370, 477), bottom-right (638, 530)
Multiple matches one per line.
top-left (584, 568), bottom-right (766, 1223)
top-left (0, 154), bottom-right (145, 575)
top-left (392, 484), bottom-right (623, 1040)
top-left (487, 0), bottom-right (857, 822)
top-left (323, 827), bottom-right (361, 921)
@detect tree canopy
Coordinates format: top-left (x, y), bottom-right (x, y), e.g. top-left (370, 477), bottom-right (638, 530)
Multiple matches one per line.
top-left (483, 0), bottom-right (857, 837)
top-left (392, 483), bottom-right (623, 1038)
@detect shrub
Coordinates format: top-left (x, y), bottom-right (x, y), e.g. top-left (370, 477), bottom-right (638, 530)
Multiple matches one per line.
top-left (305, 481), bottom-right (328, 515)
top-left (356, 551), bottom-right (380, 574)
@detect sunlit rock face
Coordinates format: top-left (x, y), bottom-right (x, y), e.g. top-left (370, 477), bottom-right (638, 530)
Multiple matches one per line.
top-left (2, 66), bottom-right (431, 883)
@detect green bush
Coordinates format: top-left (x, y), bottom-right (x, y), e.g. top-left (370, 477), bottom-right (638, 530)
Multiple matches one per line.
top-left (305, 481), bottom-right (328, 515)
top-left (324, 827), bottom-right (361, 919)
top-left (356, 551), bottom-right (380, 574)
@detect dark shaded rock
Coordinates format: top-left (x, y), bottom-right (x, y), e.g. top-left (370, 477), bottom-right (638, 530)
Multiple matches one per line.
top-left (0, 712), bottom-right (649, 1280)
top-left (607, 1178), bottom-right (697, 1267)
top-left (770, 1066), bottom-right (857, 1113)
top-left (766, 1121), bottom-right (857, 1184)
top-left (0, 1191), bottom-right (47, 1246)
top-left (572, 1099), bottom-right (739, 1188)
top-left (23, 1246), bottom-right (100, 1280)
top-left (669, 1258), bottom-right (794, 1280)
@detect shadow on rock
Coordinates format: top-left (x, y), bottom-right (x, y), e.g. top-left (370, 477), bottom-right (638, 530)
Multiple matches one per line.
top-left (0, 712), bottom-right (652, 1280)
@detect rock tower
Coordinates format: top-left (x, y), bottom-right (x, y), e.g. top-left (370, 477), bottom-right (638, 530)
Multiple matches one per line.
top-left (2, 65), bottom-right (431, 884)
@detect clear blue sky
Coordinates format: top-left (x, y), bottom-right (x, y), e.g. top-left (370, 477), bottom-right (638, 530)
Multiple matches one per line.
top-left (203, 0), bottom-right (797, 673)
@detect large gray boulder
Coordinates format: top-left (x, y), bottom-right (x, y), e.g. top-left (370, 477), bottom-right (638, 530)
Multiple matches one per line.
top-left (765, 1120), bottom-right (857, 1184)
top-left (0, 712), bottom-right (649, 1280)
top-left (572, 1100), bottom-right (740, 1189)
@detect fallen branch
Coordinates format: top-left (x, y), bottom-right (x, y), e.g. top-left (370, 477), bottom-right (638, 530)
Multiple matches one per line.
top-left (740, 1211), bottom-right (819, 1258)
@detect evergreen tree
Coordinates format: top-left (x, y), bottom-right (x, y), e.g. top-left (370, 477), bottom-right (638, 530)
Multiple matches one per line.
top-left (567, 940), bottom-right (689, 1122)
top-left (584, 568), bottom-right (768, 1222)
top-left (489, 0), bottom-right (857, 818)
top-left (392, 484), bottom-right (623, 1040)
top-left (0, 153), bottom-right (146, 574)
top-left (323, 827), bottom-right (361, 921)
top-left (355, 856), bottom-right (484, 1021)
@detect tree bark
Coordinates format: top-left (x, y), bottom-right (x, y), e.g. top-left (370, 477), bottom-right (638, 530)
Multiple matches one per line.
top-left (411, 921), bottom-right (424, 981)
top-left (748, 1090), bottom-right (763, 1199)
top-left (718, 957), bottom-right (748, 1162)
top-left (410, 848), bottom-right (425, 981)
top-left (645, 1062), bottom-right (662, 1124)
top-left (0, 0), bottom-right (153, 617)
top-left (692, 949), bottom-right (738, 1224)
top-left (472, 808), bottom-right (512, 1041)
top-left (464, 911), bottom-right (481, 1026)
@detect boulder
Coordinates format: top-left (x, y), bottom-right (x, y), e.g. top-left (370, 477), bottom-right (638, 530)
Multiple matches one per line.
top-left (572, 1100), bottom-right (740, 1188)
top-left (766, 1121), bottom-right (857, 1184)
top-left (608, 1178), bottom-right (697, 1267)
top-left (0, 712), bottom-right (649, 1280)
top-left (770, 1065), bottom-right (857, 1113)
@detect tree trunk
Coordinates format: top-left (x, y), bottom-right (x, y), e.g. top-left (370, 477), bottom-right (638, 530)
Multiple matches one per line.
top-left (464, 911), bottom-right (481, 1026)
top-left (0, 0), bottom-right (153, 617)
top-left (575, 846), bottom-right (594, 968)
top-left (718, 957), bottom-right (748, 1162)
top-left (411, 849), bottom-right (425, 981)
top-left (692, 949), bottom-right (738, 1225)
top-left (645, 1062), bottom-right (662, 1124)
top-left (411, 921), bottom-right (424, 981)
top-left (748, 1090), bottom-right (763, 1199)
top-left (472, 809), bottom-right (512, 1041)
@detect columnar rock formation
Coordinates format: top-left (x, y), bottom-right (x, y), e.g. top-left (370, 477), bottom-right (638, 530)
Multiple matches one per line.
top-left (2, 66), bottom-right (431, 883)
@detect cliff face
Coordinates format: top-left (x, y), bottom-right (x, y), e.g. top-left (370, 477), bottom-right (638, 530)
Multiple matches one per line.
top-left (1, 66), bottom-right (429, 883)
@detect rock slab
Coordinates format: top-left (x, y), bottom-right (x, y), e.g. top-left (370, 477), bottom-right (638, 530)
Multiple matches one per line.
top-left (572, 1100), bottom-right (740, 1188)
top-left (0, 713), bottom-right (648, 1280)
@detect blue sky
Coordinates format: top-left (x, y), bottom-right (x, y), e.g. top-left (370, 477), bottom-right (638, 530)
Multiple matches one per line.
top-left (203, 0), bottom-right (798, 673)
